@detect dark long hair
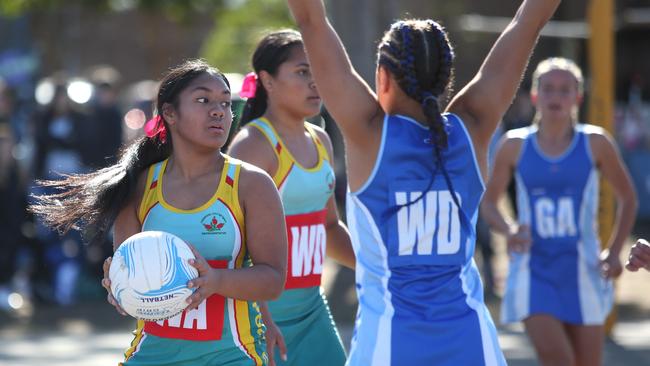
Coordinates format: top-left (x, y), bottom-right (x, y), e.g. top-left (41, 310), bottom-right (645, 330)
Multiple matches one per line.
top-left (377, 20), bottom-right (465, 217)
top-left (239, 29), bottom-right (303, 125)
top-left (30, 59), bottom-right (229, 243)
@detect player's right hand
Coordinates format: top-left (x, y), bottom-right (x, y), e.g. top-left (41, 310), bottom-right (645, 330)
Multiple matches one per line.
top-left (507, 224), bottom-right (532, 254)
top-left (102, 256), bottom-right (128, 316)
top-left (264, 318), bottom-right (288, 366)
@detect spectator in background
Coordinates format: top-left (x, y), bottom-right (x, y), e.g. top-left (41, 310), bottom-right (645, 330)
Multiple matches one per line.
top-left (31, 83), bottom-right (88, 306)
top-left (84, 68), bottom-right (123, 169)
top-left (0, 87), bottom-right (29, 312)
top-left (619, 72), bottom-right (648, 151)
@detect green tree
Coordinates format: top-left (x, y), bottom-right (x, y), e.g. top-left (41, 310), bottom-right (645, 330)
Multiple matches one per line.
top-left (200, 0), bottom-right (293, 73)
top-left (0, 0), bottom-right (223, 22)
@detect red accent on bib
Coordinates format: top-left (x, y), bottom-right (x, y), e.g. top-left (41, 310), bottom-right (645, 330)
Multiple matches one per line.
top-left (144, 260), bottom-right (228, 341)
top-left (284, 209), bottom-right (327, 289)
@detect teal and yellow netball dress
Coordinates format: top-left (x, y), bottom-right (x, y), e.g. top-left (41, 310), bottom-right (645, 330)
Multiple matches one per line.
top-left (120, 156), bottom-right (267, 366)
top-left (249, 118), bottom-right (346, 366)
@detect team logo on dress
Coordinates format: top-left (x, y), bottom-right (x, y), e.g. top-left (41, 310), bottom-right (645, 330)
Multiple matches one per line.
top-left (326, 171), bottom-right (335, 195)
top-left (201, 213), bottom-right (227, 235)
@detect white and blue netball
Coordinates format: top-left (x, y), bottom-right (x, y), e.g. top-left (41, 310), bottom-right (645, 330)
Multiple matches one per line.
top-left (109, 231), bottom-right (198, 321)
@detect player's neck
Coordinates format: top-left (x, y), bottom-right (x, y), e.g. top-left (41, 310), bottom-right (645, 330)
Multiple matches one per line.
top-left (387, 99), bottom-right (428, 126)
top-left (166, 149), bottom-right (224, 182)
top-left (264, 105), bottom-right (306, 136)
top-left (537, 119), bottom-right (574, 143)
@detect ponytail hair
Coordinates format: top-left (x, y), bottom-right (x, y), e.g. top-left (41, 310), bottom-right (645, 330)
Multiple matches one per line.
top-left (31, 137), bottom-right (171, 242)
top-left (239, 29), bottom-right (303, 125)
top-left (30, 59), bottom-right (229, 243)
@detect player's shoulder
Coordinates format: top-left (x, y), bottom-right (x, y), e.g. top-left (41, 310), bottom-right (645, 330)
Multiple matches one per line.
top-left (504, 125), bottom-right (535, 141)
top-left (576, 122), bottom-right (606, 136)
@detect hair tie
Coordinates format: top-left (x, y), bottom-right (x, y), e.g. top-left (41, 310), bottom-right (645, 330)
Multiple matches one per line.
top-left (422, 94), bottom-right (438, 105)
top-left (240, 72), bottom-right (258, 99)
top-left (144, 115), bottom-right (167, 143)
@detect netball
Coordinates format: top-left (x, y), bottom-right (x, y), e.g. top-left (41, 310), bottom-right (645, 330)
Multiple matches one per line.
top-left (109, 231), bottom-right (198, 321)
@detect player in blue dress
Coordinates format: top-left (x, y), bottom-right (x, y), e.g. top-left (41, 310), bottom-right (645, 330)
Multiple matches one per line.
top-left (286, 0), bottom-right (560, 365)
top-left (482, 57), bottom-right (638, 366)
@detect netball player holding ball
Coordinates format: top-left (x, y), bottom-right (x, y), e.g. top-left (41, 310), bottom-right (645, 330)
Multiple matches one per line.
top-left (32, 60), bottom-right (287, 366)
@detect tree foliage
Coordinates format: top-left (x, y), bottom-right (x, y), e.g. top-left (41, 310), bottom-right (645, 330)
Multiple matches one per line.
top-left (0, 0), bottom-right (224, 22)
top-left (200, 0), bottom-right (294, 73)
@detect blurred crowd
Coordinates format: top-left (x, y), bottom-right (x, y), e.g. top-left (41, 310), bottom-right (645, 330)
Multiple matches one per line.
top-left (0, 66), bottom-right (157, 314)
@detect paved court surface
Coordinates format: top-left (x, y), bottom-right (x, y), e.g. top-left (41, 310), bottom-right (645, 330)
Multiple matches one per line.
top-left (2, 239), bottom-right (649, 365)
top-left (1, 300), bottom-right (649, 366)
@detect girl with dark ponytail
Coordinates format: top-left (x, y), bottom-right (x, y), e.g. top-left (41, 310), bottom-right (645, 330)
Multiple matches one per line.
top-left (286, 1), bottom-right (561, 365)
top-left (228, 30), bottom-right (354, 366)
top-left (31, 59), bottom-right (288, 366)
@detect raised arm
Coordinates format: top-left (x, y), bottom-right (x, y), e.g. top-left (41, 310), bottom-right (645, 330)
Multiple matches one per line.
top-left (287, 0), bottom-right (381, 145)
top-left (448, 0), bottom-right (561, 152)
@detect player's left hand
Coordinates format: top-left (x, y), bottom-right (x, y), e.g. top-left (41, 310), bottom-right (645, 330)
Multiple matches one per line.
top-left (185, 242), bottom-right (221, 311)
top-left (600, 248), bottom-right (623, 279)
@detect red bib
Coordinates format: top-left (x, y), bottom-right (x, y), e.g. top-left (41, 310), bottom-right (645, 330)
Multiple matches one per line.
top-left (144, 260), bottom-right (228, 341)
top-left (284, 209), bottom-right (327, 289)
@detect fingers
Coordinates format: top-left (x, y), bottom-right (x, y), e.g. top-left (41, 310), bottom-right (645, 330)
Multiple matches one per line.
top-left (625, 240), bottom-right (650, 272)
top-left (188, 258), bottom-right (209, 273)
top-left (187, 275), bottom-right (206, 290)
top-left (185, 287), bottom-right (207, 311)
top-left (277, 331), bottom-right (288, 361)
top-left (267, 336), bottom-right (276, 366)
top-left (631, 242), bottom-right (650, 263)
top-left (507, 235), bottom-right (532, 254)
top-left (101, 278), bottom-right (112, 291)
top-left (102, 257), bottom-right (112, 279)
top-left (626, 256), bottom-right (645, 272)
top-left (265, 325), bottom-right (287, 364)
top-left (106, 292), bottom-right (128, 316)
top-left (601, 255), bottom-right (623, 279)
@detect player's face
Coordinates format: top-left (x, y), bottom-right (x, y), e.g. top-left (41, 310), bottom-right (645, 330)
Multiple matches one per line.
top-left (167, 73), bottom-right (233, 151)
top-left (534, 69), bottom-right (581, 122)
top-left (268, 46), bottom-right (322, 119)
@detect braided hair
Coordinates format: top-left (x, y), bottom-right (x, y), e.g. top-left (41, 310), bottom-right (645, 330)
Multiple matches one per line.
top-left (377, 20), bottom-right (463, 212)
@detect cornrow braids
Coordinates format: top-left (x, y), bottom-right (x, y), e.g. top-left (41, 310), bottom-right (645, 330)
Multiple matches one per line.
top-left (378, 20), bottom-right (469, 225)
